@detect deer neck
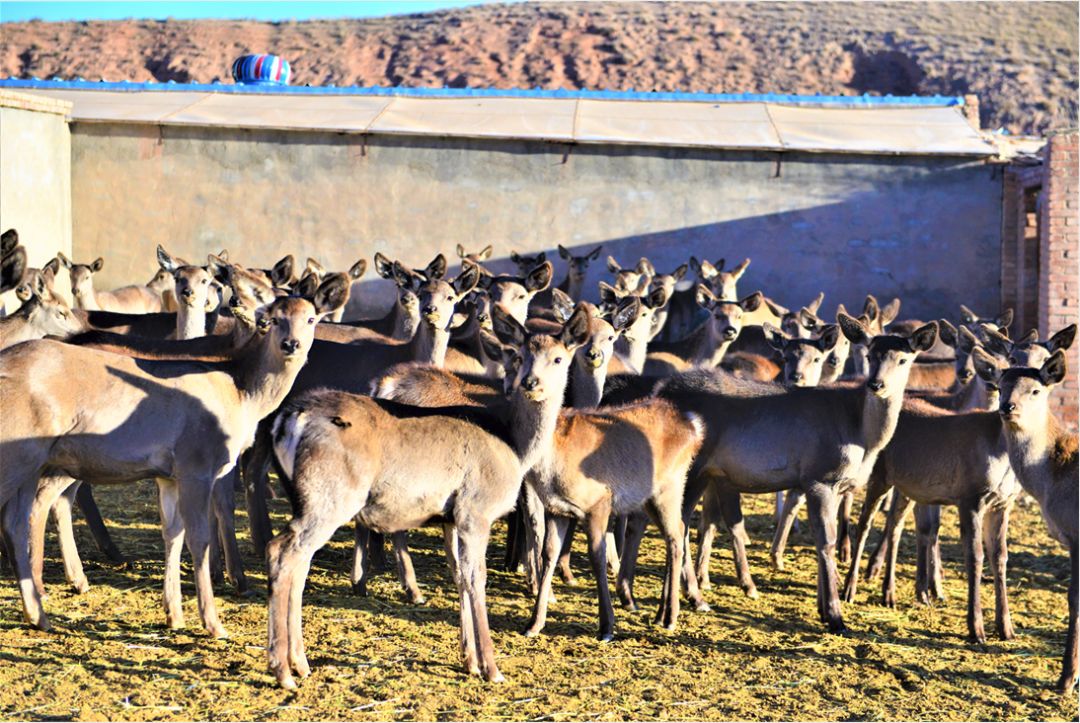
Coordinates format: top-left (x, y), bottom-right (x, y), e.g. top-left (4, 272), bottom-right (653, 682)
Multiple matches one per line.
top-left (859, 387), bottom-right (904, 462)
top-left (391, 301), bottom-right (419, 341)
top-left (176, 301), bottom-right (207, 340)
top-left (410, 320), bottom-right (450, 367)
top-left (76, 290), bottom-right (100, 311)
top-left (1002, 413), bottom-right (1056, 502)
top-left (232, 336), bottom-right (308, 416)
top-left (569, 358), bottom-right (606, 409)
top-left (692, 322), bottom-right (732, 368)
top-left (559, 272), bottom-right (584, 301)
top-left (615, 334), bottom-right (649, 375)
top-left (510, 386), bottom-right (566, 475)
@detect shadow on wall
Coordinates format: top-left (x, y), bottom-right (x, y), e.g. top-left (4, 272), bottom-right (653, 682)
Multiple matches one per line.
top-left (346, 178), bottom-right (1002, 325)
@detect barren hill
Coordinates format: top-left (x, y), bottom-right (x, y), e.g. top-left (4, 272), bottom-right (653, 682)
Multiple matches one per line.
top-left (1, 1), bottom-right (1076, 135)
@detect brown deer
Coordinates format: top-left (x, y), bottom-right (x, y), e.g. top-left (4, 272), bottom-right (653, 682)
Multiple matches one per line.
top-left (839, 395), bottom-right (1020, 645)
top-left (606, 255), bottom-right (655, 297)
top-left (265, 305), bottom-right (592, 689)
top-left (299, 256), bottom-right (367, 322)
top-left (478, 262), bottom-right (553, 324)
top-left (974, 349), bottom-right (1078, 694)
top-left (456, 243), bottom-right (495, 275)
top-left (556, 245), bottom-right (602, 301)
top-left (0, 269), bottom-right (347, 637)
top-left (645, 314), bottom-right (938, 631)
top-left (982, 324), bottom-right (1077, 368)
top-left (599, 282), bottom-right (670, 374)
top-left (647, 264), bottom-right (690, 340)
top-left (57, 252), bottom-right (165, 313)
top-left (645, 287), bottom-right (764, 371)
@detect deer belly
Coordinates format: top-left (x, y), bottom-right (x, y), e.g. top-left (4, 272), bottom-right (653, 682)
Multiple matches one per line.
top-left (359, 474), bottom-right (460, 532)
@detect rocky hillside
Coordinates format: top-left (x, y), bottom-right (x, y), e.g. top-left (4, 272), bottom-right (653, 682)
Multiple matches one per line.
top-left (1, 1), bottom-right (1076, 135)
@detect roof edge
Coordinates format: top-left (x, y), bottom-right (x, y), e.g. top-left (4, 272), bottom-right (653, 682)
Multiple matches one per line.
top-left (0, 77), bottom-right (966, 107)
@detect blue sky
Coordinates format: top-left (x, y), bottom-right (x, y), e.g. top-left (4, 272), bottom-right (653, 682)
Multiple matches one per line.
top-left (0, 1), bottom-right (503, 23)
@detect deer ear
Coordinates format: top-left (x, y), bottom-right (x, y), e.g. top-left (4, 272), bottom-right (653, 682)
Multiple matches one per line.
top-left (957, 326), bottom-right (979, 354)
top-left (1, 246), bottom-right (27, 294)
top-left (373, 252), bottom-right (394, 279)
top-left (43, 256), bottom-right (60, 278)
top-left (959, 304), bottom-right (977, 325)
top-left (838, 312), bottom-right (870, 346)
top-left (0, 228), bottom-right (18, 256)
top-left (817, 324), bottom-right (841, 352)
top-left (550, 288), bottom-right (574, 322)
top-left (762, 323), bottom-right (786, 352)
top-left (611, 295), bottom-right (641, 333)
top-left (456, 244), bottom-right (467, 259)
top-left (698, 259), bottom-right (717, 279)
top-left (672, 263), bottom-right (688, 282)
top-left (763, 296), bottom-right (786, 318)
top-left (1039, 350), bottom-right (1068, 386)
top-left (90, 257), bottom-right (105, 273)
top-left (880, 298), bottom-right (901, 326)
top-left (271, 255), bottom-right (294, 287)
top-left (937, 319), bottom-right (958, 348)
top-left (510, 251), bottom-right (523, 265)
top-left (799, 307), bottom-right (822, 332)
top-left (972, 347), bottom-right (1002, 385)
top-left (478, 245), bottom-right (493, 261)
top-left (606, 255), bottom-right (622, 274)
top-left (1048, 324), bottom-right (1077, 353)
top-left (647, 284), bottom-right (669, 310)
top-left (996, 308), bottom-right (1014, 330)
top-left (56, 252), bottom-right (73, 270)
top-left (557, 245), bottom-right (571, 260)
top-left (836, 303), bottom-right (848, 318)
top-left (206, 254), bottom-right (231, 284)
top-left (862, 295), bottom-right (880, 323)
top-left (559, 305), bottom-right (591, 350)
top-left (587, 246), bottom-right (602, 261)
top-left (695, 284), bottom-right (716, 310)
top-left (636, 258), bottom-right (655, 277)
top-left (598, 281), bottom-right (619, 307)
top-left (714, 258), bottom-right (726, 272)
top-left (478, 328), bottom-right (509, 363)
top-left (217, 249), bottom-right (229, 262)
top-left (294, 272), bottom-right (319, 300)
top-left (157, 245), bottom-right (178, 272)
top-left (348, 259), bottom-right (367, 280)
top-left (731, 258), bottom-right (750, 280)
top-left (491, 303), bottom-right (526, 348)
top-left (1017, 328), bottom-right (1037, 344)
top-left (980, 326), bottom-right (1011, 357)
top-left (525, 261), bottom-right (553, 293)
top-left (740, 291), bottom-right (763, 312)
top-left (425, 253), bottom-right (448, 281)
top-left (390, 261), bottom-right (415, 290)
top-left (452, 262), bottom-right (481, 298)
top-left (312, 274), bottom-right (350, 317)
top-left (305, 257), bottom-right (326, 278)
top-left (908, 322), bottom-right (939, 353)
top-left (807, 291), bottom-right (825, 315)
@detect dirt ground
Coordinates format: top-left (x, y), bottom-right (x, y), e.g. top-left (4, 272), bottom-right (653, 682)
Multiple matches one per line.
top-left (0, 483), bottom-right (1076, 721)
top-left (1, 2), bottom-right (1076, 136)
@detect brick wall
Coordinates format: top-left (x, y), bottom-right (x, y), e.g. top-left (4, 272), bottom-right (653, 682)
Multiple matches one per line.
top-left (1039, 131), bottom-right (1079, 430)
top-left (1002, 163), bottom-right (1044, 336)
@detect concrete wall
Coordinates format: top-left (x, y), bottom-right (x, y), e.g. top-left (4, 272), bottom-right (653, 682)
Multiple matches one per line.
top-left (68, 122), bottom-right (1003, 321)
top-left (0, 90), bottom-right (72, 278)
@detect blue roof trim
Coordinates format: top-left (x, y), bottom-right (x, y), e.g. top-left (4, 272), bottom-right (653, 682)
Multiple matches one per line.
top-left (0, 77), bottom-right (966, 106)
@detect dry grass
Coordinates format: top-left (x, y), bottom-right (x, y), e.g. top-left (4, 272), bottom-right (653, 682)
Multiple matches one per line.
top-left (0, 483), bottom-right (1076, 721)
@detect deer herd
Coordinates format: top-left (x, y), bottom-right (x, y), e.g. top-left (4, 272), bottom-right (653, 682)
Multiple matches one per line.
top-left (0, 227), bottom-right (1076, 696)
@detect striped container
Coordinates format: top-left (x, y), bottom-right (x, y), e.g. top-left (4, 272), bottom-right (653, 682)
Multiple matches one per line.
top-left (231, 54), bottom-right (291, 86)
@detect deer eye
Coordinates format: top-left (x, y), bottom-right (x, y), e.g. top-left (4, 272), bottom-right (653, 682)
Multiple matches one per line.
top-left (608, 335), bottom-right (614, 342)
top-left (1009, 356), bottom-right (1018, 365)
top-left (308, 317), bottom-right (316, 324)
top-left (899, 358), bottom-right (908, 365)
top-left (1031, 389), bottom-right (1040, 396)
top-left (554, 357), bottom-right (564, 365)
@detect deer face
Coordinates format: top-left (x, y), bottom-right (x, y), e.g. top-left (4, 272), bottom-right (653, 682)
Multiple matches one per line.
top-left (697, 287), bottom-right (762, 344)
top-left (173, 265), bottom-right (215, 310)
top-left (576, 296), bottom-right (638, 372)
top-left (226, 262), bottom-right (279, 327)
top-left (558, 245), bottom-right (601, 286)
top-left (508, 306), bottom-right (590, 402)
top-left (510, 250), bottom-right (547, 277)
top-left (841, 313), bottom-right (937, 399)
top-left (26, 294), bottom-right (82, 338)
top-left (607, 256), bottom-right (654, 297)
top-left (58, 253), bottom-right (103, 305)
top-left (709, 258), bottom-right (750, 301)
top-left (417, 264), bottom-right (480, 331)
top-left (648, 264), bottom-right (688, 300)
top-left (766, 323), bottom-right (839, 388)
top-left (483, 261), bottom-right (553, 325)
top-left (264, 276), bottom-right (349, 361)
top-left (599, 282), bottom-right (667, 344)
top-left (1007, 325), bottom-right (1076, 368)
top-left (995, 351), bottom-right (1067, 430)
top-left (14, 258), bottom-right (59, 303)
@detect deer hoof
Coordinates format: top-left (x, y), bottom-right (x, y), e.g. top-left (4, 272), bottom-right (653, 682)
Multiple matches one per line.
top-left (1056, 672), bottom-right (1077, 695)
top-left (597, 632), bottom-right (615, 643)
top-left (277, 674), bottom-right (298, 691)
top-left (695, 601), bottom-right (711, 613)
top-left (72, 578), bottom-right (91, 595)
top-left (523, 625), bottom-right (542, 638)
top-left (744, 587), bottom-right (759, 600)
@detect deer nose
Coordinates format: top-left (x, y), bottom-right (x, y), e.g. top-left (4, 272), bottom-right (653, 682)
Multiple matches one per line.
top-left (280, 339), bottom-right (300, 354)
top-left (522, 375), bottom-right (539, 391)
top-left (959, 370), bottom-right (974, 382)
top-left (722, 327), bottom-right (738, 340)
top-left (867, 379), bottom-right (884, 392)
top-left (422, 304), bottom-right (437, 316)
top-left (180, 287), bottom-right (195, 300)
top-left (791, 372), bottom-right (803, 383)
top-left (1001, 402), bottom-right (1016, 415)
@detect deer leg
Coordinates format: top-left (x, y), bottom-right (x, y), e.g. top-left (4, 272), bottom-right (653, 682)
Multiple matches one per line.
top-left (615, 512), bottom-right (646, 611)
top-left (837, 490), bottom-right (854, 564)
top-left (212, 470), bottom-right (248, 595)
top-left (350, 520), bottom-right (370, 596)
top-left (502, 504), bottom-right (520, 572)
top-left (2, 481), bottom-right (50, 631)
top-left (695, 483), bottom-right (721, 591)
top-left (457, 523), bottom-right (503, 683)
top-left (652, 494), bottom-right (685, 631)
top-left (287, 554), bottom-right (315, 680)
top-left (74, 483), bottom-right (124, 563)
top-left (525, 514), bottom-right (570, 638)
top-left (881, 493), bottom-right (914, 609)
top-left (443, 523), bottom-right (477, 675)
top-left (392, 531), bottom-right (425, 604)
top-left (771, 489), bottom-right (806, 571)
top-left (242, 432), bottom-right (275, 557)
top-left (718, 490), bottom-right (758, 599)
top-left (368, 532), bottom-right (389, 572)
top-left (557, 518), bottom-right (578, 586)
top-left (680, 508), bottom-right (709, 612)
top-left (804, 483), bottom-right (844, 633)
top-left (613, 514), bottom-right (628, 560)
top-left (958, 502), bottom-right (986, 643)
top-left (52, 483), bottom-right (90, 594)
top-left (1057, 543), bottom-right (1078, 695)
top-left (865, 489), bottom-right (897, 581)
top-left (841, 473), bottom-right (890, 603)
top-left (585, 503), bottom-right (615, 642)
top-left (157, 479), bottom-right (186, 630)
top-left (176, 478), bottom-right (226, 639)
top-left (914, 503), bottom-right (941, 606)
top-left (30, 475), bottom-right (73, 597)
top-left (207, 500), bottom-right (224, 587)
top-left (983, 504), bottom-right (1013, 641)
top-left (521, 482), bottom-right (546, 597)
